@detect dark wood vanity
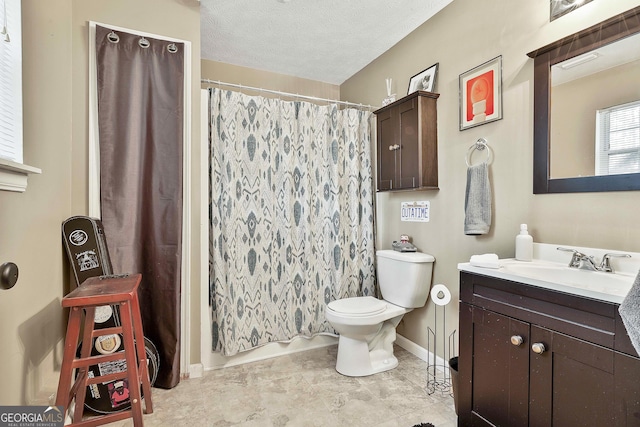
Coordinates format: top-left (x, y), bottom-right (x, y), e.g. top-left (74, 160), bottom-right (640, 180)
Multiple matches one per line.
top-left (458, 271), bottom-right (640, 426)
top-left (373, 91), bottom-right (439, 192)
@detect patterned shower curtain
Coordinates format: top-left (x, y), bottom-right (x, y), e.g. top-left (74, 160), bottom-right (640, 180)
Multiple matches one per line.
top-left (208, 88), bottom-right (376, 356)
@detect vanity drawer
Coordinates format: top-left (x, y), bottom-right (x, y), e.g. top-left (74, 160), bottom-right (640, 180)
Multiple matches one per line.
top-left (615, 310), bottom-right (640, 357)
top-left (460, 272), bottom-right (617, 349)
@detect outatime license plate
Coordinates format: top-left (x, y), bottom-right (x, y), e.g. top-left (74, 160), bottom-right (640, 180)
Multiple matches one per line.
top-left (401, 201), bottom-right (430, 222)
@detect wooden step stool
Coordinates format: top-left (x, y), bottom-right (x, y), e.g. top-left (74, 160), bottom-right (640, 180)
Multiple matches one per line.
top-left (55, 273), bottom-right (153, 426)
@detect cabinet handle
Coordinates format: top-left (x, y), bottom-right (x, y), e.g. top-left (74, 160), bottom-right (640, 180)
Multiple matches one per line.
top-left (531, 342), bottom-right (546, 354)
top-left (510, 335), bottom-right (524, 346)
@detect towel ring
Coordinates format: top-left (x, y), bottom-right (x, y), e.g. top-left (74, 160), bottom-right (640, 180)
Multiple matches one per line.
top-left (465, 138), bottom-right (491, 167)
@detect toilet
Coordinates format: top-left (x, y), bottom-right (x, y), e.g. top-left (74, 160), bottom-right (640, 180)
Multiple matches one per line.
top-left (325, 249), bottom-right (435, 376)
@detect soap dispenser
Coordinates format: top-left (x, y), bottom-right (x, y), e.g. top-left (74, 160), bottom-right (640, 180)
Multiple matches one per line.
top-left (515, 224), bottom-right (533, 261)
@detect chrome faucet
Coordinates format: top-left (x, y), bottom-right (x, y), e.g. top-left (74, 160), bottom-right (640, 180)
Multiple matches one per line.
top-left (557, 247), bottom-right (631, 272)
top-left (599, 252), bottom-right (632, 272)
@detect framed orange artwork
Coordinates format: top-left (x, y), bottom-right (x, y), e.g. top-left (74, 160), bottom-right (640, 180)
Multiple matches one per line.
top-left (459, 56), bottom-right (502, 131)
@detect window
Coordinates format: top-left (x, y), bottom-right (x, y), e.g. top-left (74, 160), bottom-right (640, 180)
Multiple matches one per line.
top-left (595, 100), bottom-right (640, 176)
top-left (0, 0), bottom-right (39, 192)
top-left (0, 0), bottom-right (22, 163)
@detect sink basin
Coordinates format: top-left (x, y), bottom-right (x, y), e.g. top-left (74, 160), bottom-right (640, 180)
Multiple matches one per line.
top-left (459, 243), bottom-right (640, 304)
top-left (499, 259), bottom-right (635, 299)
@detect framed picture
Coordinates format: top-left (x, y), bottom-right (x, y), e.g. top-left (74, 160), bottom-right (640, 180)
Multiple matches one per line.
top-left (459, 56), bottom-right (502, 131)
top-left (407, 63), bottom-right (439, 94)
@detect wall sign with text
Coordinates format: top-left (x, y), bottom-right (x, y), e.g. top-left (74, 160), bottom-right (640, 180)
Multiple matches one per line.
top-left (401, 201), bottom-right (430, 222)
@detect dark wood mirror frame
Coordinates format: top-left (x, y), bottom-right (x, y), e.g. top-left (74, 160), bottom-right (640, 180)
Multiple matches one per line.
top-left (527, 6), bottom-right (640, 194)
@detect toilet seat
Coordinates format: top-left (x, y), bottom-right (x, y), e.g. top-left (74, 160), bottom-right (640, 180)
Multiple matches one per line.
top-left (327, 296), bottom-right (387, 317)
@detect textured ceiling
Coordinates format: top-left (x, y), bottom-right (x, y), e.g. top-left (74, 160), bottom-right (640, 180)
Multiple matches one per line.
top-left (200, 0), bottom-right (453, 85)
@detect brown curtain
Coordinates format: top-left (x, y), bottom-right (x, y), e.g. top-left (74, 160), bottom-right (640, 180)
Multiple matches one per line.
top-left (95, 25), bottom-right (184, 388)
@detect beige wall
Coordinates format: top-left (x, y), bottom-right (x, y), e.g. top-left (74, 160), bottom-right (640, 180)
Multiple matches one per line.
top-left (0, 0), bottom-right (72, 406)
top-left (341, 0), bottom-right (640, 354)
top-left (0, 0), bottom-right (200, 404)
top-left (201, 59), bottom-right (340, 100)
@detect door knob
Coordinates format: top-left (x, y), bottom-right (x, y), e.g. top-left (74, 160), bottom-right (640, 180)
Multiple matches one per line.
top-left (510, 335), bottom-right (524, 346)
top-left (1, 262), bottom-right (19, 290)
top-left (531, 342), bottom-right (546, 354)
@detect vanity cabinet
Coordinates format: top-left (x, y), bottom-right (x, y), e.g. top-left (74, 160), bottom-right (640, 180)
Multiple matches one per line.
top-left (459, 271), bottom-right (640, 426)
top-left (373, 91), bottom-right (438, 192)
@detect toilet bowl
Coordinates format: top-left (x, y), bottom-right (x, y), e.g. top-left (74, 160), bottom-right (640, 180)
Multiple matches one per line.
top-left (326, 250), bottom-right (435, 377)
top-left (326, 296), bottom-right (409, 376)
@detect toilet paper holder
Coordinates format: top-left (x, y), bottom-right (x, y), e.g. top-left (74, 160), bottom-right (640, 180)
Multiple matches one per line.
top-left (426, 284), bottom-right (457, 397)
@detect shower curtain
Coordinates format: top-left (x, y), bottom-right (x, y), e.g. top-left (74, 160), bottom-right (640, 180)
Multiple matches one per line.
top-left (96, 25), bottom-right (183, 388)
top-left (209, 88), bottom-right (376, 356)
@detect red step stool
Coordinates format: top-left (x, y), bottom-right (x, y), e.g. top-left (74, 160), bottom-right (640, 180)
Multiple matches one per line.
top-left (55, 273), bottom-right (153, 426)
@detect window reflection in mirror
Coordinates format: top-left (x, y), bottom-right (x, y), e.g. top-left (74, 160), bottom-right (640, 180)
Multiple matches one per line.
top-left (595, 101), bottom-right (640, 176)
top-left (549, 32), bottom-right (640, 179)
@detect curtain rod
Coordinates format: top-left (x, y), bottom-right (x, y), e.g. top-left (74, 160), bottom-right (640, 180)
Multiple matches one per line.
top-left (201, 79), bottom-right (378, 111)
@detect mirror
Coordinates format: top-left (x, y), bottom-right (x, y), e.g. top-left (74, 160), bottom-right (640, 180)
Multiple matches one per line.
top-left (550, 32), bottom-right (640, 179)
top-left (528, 6), bottom-right (640, 193)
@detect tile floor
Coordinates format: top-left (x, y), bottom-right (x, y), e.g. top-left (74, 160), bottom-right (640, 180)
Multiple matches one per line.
top-left (105, 344), bottom-right (458, 427)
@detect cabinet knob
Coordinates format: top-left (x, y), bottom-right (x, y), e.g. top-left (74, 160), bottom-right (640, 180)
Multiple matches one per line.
top-left (388, 145), bottom-right (394, 151)
top-left (510, 335), bottom-right (524, 346)
top-left (531, 342), bottom-right (546, 354)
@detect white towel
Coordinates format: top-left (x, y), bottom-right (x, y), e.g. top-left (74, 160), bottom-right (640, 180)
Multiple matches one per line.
top-left (470, 253), bottom-right (500, 269)
top-left (619, 269), bottom-right (640, 355)
top-left (464, 162), bottom-right (492, 235)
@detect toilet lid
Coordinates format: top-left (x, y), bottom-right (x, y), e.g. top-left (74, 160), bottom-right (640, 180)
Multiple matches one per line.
top-left (327, 296), bottom-right (387, 316)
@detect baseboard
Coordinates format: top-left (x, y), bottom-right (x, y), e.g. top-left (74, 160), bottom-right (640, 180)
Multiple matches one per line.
top-left (202, 334), bottom-right (338, 371)
top-left (396, 334), bottom-right (451, 373)
top-left (199, 333), bottom-right (446, 374)
top-left (189, 363), bottom-right (204, 378)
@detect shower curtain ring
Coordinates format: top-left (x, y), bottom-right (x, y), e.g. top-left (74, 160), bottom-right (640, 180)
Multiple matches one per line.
top-left (138, 37), bottom-right (150, 48)
top-left (167, 43), bottom-right (178, 53)
top-left (107, 31), bottom-right (119, 43)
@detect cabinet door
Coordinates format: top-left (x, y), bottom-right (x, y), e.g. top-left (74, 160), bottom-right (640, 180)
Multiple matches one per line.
top-left (614, 351), bottom-right (640, 425)
top-left (397, 99), bottom-right (419, 189)
top-left (459, 304), bottom-right (530, 426)
top-left (529, 325), bottom-right (616, 427)
top-left (376, 107), bottom-right (397, 191)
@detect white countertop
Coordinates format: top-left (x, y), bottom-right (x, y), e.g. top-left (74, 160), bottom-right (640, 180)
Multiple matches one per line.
top-left (458, 243), bottom-right (640, 305)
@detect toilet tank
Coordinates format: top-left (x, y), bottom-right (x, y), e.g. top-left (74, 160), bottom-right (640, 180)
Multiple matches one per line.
top-left (376, 250), bottom-right (435, 308)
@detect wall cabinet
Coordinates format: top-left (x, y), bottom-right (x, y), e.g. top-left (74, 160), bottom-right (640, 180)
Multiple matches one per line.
top-left (459, 271), bottom-right (640, 426)
top-left (373, 91), bottom-right (439, 192)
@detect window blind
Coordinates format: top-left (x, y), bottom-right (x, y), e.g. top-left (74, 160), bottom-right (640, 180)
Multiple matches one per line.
top-left (0, 0), bottom-right (22, 163)
top-left (595, 100), bottom-right (640, 176)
